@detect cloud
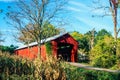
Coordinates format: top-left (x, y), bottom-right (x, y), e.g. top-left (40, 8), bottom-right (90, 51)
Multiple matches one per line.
top-left (67, 1), bottom-right (113, 32)
top-left (68, 1), bottom-right (110, 15)
top-left (69, 1), bottom-right (90, 11)
top-left (67, 1), bottom-right (91, 13)
top-left (67, 6), bottom-right (83, 13)
top-left (76, 16), bottom-right (112, 31)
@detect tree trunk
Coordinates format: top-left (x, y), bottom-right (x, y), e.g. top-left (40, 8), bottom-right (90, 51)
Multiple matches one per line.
top-left (37, 40), bottom-right (41, 59)
top-left (27, 41), bottom-right (30, 54)
top-left (109, 0), bottom-right (118, 40)
top-left (113, 14), bottom-right (117, 41)
top-left (109, 0), bottom-right (118, 55)
top-left (91, 28), bottom-right (95, 49)
top-left (112, 10), bottom-right (117, 55)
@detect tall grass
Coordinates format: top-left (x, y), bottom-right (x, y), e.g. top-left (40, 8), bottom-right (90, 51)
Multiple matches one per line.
top-left (33, 56), bottom-right (66, 80)
top-left (0, 51), bottom-right (66, 80)
top-left (0, 51), bottom-right (35, 79)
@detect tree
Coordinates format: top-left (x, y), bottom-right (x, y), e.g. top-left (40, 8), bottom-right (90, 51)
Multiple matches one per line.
top-left (40, 22), bottom-right (65, 40)
top-left (7, 0), bottom-right (67, 58)
top-left (18, 29), bottom-right (34, 44)
top-left (109, 0), bottom-right (120, 41)
top-left (0, 45), bottom-right (18, 54)
top-left (96, 29), bottom-right (112, 41)
top-left (71, 31), bottom-right (90, 53)
top-left (92, 0), bottom-right (120, 40)
top-left (90, 36), bottom-right (116, 68)
top-left (71, 31), bottom-right (90, 63)
top-left (18, 22), bottom-right (64, 44)
top-left (84, 28), bottom-right (97, 50)
top-left (92, 0), bottom-right (120, 56)
top-left (116, 38), bottom-right (120, 57)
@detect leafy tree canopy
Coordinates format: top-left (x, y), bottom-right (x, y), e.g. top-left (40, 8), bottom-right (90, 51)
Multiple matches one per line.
top-left (18, 22), bottom-right (64, 44)
top-left (96, 29), bottom-right (112, 41)
top-left (0, 45), bottom-right (18, 54)
top-left (71, 31), bottom-right (90, 53)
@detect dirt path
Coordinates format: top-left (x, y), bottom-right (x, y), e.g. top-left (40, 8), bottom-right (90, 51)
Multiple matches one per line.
top-left (69, 62), bottom-right (120, 73)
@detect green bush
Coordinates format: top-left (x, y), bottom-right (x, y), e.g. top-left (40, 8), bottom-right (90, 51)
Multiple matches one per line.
top-left (90, 36), bottom-right (117, 68)
top-left (63, 63), bottom-right (120, 80)
top-left (0, 45), bottom-right (18, 54)
top-left (111, 59), bottom-right (120, 70)
top-left (92, 54), bottom-right (116, 68)
top-left (116, 39), bottom-right (120, 57)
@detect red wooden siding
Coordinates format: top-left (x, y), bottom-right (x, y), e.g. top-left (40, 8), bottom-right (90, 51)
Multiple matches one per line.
top-left (15, 45), bottom-right (46, 60)
top-left (52, 34), bottom-right (78, 62)
top-left (15, 33), bottom-right (78, 62)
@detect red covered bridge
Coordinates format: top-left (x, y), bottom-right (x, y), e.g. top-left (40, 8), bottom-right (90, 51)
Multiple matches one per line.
top-left (15, 33), bottom-right (78, 62)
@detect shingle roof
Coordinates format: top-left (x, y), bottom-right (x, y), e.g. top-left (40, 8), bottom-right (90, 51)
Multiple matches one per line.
top-left (15, 32), bottom-right (68, 50)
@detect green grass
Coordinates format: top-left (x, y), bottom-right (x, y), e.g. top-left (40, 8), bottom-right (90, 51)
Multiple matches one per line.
top-left (62, 62), bottom-right (120, 80)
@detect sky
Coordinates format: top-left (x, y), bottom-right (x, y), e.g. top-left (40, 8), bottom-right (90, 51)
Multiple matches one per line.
top-left (0, 0), bottom-right (119, 46)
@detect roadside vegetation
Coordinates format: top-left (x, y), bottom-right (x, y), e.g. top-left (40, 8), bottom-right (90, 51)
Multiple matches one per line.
top-left (0, 52), bottom-right (66, 80)
top-left (0, 52), bottom-right (120, 80)
top-left (71, 29), bottom-right (120, 70)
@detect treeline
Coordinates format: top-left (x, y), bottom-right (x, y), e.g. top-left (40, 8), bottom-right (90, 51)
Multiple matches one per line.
top-left (0, 45), bottom-right (18, 54)
top-left (71, 29), bottom-right (120, 69)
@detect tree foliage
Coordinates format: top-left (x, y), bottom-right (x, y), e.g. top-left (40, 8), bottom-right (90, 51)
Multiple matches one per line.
top-left (90, 36), bottom-right (116, 68)
top-left (45, 42), bottom-right (52, 55)
top-left (71, 29), bottom-right (119, 67)
top-left (116, 38), bottom-right (120, 57)
top-left (84, 28), bottom-right (97, 50)
top-left (71, 31), bottom-right (89, 53)
top-left (96, 29), bottom-right (112, 41)
top-left (0, 45), bottom-right (18, 54)
top-left (18, 22), bottom-right (63, 44)
top-left (92, 0), bottom-right (120, 40)
top-left (7, 0), bottom-right (67, 57)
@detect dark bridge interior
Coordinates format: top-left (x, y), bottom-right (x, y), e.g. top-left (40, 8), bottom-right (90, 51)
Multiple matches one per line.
top-left (57, 43), bottom-right (73, 62)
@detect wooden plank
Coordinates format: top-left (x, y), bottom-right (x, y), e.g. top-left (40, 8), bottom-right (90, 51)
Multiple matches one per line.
top-left (68, 62), bottom-right (120, 73)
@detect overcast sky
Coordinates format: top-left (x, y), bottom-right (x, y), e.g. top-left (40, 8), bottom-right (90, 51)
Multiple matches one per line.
top-left (0, 0), bottom-right (119, 46)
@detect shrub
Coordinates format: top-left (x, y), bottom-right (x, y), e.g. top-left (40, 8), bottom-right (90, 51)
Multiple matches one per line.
top-left (90, 36), bottom-right (117, 68)
top-left (91, 54), bottom-right (116, 68)
top-left (111, 59), bottom-right (120, 70)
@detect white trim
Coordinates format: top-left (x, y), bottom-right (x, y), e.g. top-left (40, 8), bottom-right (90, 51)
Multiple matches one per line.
top-left (15, 32), bottom-right (68, 50)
